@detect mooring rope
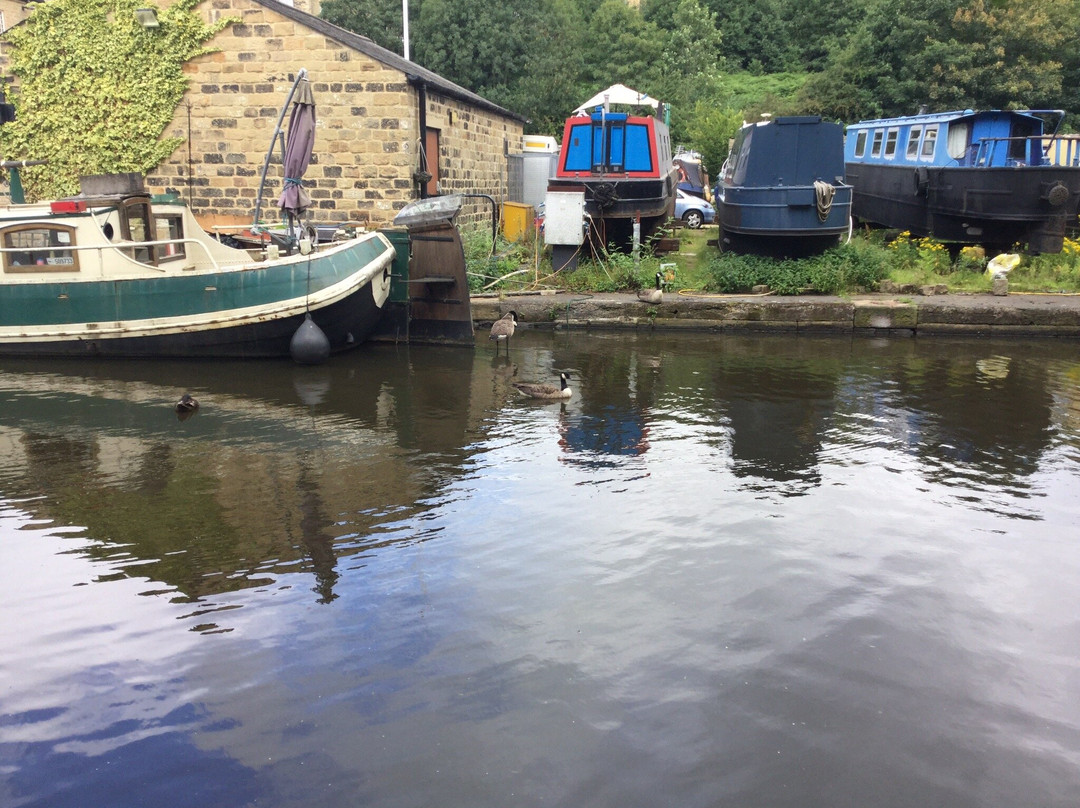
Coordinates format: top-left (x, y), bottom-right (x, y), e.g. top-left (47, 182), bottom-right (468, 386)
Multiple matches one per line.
top-left (814, 180), bottom-right (835, 223)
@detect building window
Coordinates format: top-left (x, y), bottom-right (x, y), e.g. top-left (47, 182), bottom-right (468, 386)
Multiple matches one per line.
top-left (2, 225), bottom-right (80, 272)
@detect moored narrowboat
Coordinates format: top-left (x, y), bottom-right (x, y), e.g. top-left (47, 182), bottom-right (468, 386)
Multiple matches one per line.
top-left (844, 109), bottom-right (1080, 254)
top-left (548, 84), bottom-right (679, 253)
top-left (716, 115), bottom-right (852, 256)
top-left (0, 172), bottom-right (395, 358)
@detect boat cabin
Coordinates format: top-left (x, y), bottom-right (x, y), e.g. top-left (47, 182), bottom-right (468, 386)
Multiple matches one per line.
top-left (556, 109), bottom-right (671, 179)
top-left (845, 109), bottom-right (1080, 169)
top-left (1, 175), bottom-right (188, 275)
top-left (724, 116), bottom-right (846, 188)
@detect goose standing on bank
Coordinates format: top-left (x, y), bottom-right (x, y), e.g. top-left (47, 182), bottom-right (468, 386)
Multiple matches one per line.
top-left (637, 272), bottom-right (663, 304)
top-left (513, 372), bottom-right (573, 401)
top-left (489, 310), bottom-right (518, 355)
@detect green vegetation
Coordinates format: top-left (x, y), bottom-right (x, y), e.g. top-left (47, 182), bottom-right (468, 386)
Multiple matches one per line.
top-left (1, 0), bottom-right (233, 201)
top-left (463, 223), bottom-right (1080, 296)
top-left (321, 0), bottom-right (1080, 174)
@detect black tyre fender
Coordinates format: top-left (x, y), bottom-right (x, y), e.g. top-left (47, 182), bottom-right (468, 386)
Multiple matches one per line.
top-left (914, 166), bottom-right (929, 196)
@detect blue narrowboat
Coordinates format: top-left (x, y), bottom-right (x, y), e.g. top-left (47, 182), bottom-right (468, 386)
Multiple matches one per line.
top-left (715, 115), bottom-right (852, 256)
top-left (844, 109), bottom-right (1080, 254)
top-left (548, 85), bottom-right (679, 252)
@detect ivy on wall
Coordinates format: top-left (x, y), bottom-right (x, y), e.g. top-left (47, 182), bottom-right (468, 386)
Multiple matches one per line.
top-left (1, 0), bottom-right (234, 201)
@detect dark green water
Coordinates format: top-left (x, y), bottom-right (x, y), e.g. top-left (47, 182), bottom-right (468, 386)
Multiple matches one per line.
top-left (1, 331), bottom-right (1079, 807)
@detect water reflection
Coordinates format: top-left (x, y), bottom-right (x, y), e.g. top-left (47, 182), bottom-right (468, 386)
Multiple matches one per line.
top-left (2, 332), bottom-right (1080, 808)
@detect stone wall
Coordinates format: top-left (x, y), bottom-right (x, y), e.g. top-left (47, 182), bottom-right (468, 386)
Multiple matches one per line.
top-left (146, 0), bottom-right (524, 232)
top-left (1, 0), bottom-right (524, 232)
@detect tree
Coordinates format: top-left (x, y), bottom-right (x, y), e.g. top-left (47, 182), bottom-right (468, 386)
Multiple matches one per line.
top-left (701, 0), bottom-right (795, 74)
top-left (646, 0), bottom-right (725, 143)
top-left (797, 0), bottom-right (1073, 121)
top-left (320, 0), bottom-right (410, 55)
top-left (579, 1), bottom-right (667, 91)
top-left (684, 103), bottom-right (744, 177)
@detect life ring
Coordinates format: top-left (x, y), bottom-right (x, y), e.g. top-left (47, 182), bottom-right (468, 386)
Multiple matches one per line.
top-left (913, 167), bottom-right (929, 196)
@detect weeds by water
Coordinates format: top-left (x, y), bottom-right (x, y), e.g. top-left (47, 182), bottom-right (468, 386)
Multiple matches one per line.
top-left (462, 221), bottom-right (1080, 296)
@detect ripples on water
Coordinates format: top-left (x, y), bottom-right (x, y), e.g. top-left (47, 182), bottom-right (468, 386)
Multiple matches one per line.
top-left (2, 334), bottom-right (1080, 807)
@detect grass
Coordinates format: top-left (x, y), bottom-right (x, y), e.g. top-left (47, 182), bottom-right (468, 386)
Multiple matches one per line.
top-left (462, 220), bottom-right (1080, 297)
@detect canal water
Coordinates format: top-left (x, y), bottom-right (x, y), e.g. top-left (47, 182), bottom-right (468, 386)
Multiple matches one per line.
top-left (1, 330), bottom-right (1079, 808)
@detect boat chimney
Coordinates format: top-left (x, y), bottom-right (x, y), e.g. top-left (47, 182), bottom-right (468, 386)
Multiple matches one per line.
top-left (918, 104), bottom-right (929, 115)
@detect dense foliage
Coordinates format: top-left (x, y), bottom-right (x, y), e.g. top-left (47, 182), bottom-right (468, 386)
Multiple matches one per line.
top-left (1, 0), bottom-right (233, 200)
top-left (322, 0), bottom-right (1080, 175)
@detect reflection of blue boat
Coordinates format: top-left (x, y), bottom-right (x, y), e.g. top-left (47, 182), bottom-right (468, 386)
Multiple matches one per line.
top-left (716, 116), bottom-right (852, 256)
top-left (844, 109), bottom-right (1080, 253)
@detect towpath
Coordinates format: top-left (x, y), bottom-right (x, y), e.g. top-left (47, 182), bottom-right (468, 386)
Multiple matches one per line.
top-left (471, 290), bottom-right (1080, 337)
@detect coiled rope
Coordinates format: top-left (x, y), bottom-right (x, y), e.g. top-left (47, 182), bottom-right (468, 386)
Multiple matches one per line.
top-left (814, 180), bottom-right (835, 222)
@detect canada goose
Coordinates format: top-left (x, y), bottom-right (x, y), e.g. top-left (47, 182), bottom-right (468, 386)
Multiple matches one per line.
top-left (489, 310), bottom-right (518, 355)
top-left (637, 272), bottom-right (663, 304)
top-left (175, 393), bottom-right (199, 413)
top-left (513, 371), bottom-right (572, 400)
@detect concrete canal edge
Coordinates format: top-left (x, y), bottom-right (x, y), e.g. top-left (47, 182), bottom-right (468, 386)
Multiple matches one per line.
top-left (471, 291), bottom-right (1080, 338)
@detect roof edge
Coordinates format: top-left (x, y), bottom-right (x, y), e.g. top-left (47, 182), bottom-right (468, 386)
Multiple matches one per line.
top-left (246, 0), bottom-right (526, 123)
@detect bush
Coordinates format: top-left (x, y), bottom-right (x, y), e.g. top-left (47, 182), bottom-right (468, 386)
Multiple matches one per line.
top-left (705, 240), bottom-right (889, 295)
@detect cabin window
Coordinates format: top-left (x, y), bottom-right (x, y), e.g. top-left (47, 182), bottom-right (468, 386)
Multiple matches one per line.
top-left (921, 126), bottom-right (938, 159)
top-left (906, 126), bottom-right (923, 159)
top-left (624, 123), bottom-right (653, 172)
top-left (854, 130), bottom-right (868, 157)
top-left (871, 129), bottom-right (884, 157)
top-left (2, 224), bottom-right (79, 273)
top-left (884, 128), bottom-right (899, 158)
top-left (605, 123), bottom-right (626, 172)
top-left (947, 121), bottom-right (970, 161)
top-left (564, 122), bottom-right (593, 172)
top-left (121, 199), bottom-right (155, 264)
top-left (155, 213), bottom-right (186, 261)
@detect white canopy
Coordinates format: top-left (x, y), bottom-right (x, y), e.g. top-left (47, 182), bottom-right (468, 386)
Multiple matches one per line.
top-left (573, 84), bottom-right (659, 115)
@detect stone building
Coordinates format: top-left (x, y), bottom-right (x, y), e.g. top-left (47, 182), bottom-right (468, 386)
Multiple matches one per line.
top-left (2, 0), bottom-right (528, 231)
top-left (0, 0), bottom-right (31, 35)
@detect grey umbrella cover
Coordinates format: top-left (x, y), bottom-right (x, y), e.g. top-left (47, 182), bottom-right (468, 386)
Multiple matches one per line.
top-left (277, 78), bottom-right (316, 215)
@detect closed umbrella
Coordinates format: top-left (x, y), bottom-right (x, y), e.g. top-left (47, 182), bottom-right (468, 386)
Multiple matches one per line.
top-left (277, 76), bottom-right (316, 218)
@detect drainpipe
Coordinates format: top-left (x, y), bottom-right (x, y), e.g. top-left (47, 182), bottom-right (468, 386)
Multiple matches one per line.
top-left (407, 74), bottom-right (429, 199)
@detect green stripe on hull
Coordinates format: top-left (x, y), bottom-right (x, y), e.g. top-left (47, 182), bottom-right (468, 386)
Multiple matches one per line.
top-left (1, 236), bottom-right (390, 327)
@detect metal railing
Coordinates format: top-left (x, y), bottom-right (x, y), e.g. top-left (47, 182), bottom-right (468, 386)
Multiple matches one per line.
top-left (971, 134), bottom-right (1080, 168)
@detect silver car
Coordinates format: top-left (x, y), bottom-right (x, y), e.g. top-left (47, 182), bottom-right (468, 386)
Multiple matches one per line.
top-left (674, 188), bottom-right (715, 229)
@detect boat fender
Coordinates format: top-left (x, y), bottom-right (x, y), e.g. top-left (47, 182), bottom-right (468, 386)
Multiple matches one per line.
top-left (814, 180), bottom-right (835, 222)
top-left (290, 313), bottom-right (331, 365)
top-left (913, 167), bottom-right (929, 196)
top-left (1043, 181), bottom-right (1071, 207)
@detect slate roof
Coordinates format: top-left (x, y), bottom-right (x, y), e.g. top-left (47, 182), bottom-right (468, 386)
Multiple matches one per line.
top-left (250, 0), bottom-right (527, 123)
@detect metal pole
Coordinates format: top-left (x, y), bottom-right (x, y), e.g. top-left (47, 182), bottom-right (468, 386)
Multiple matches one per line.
top-left (402, 0), bottom-right (410, 61)
top-left (253, 68), bottom-right (307, 226)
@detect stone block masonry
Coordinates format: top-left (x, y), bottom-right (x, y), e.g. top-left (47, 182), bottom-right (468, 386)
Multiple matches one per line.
top-left (143, 0), bottom-right (524, 233)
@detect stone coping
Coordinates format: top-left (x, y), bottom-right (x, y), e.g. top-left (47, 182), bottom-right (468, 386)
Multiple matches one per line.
top-left (470, 291), bottom-right (1080, 337)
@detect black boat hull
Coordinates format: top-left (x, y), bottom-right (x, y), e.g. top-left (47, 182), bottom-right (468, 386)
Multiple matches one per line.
top-left (846, 162), bottom-right (1080, 253)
